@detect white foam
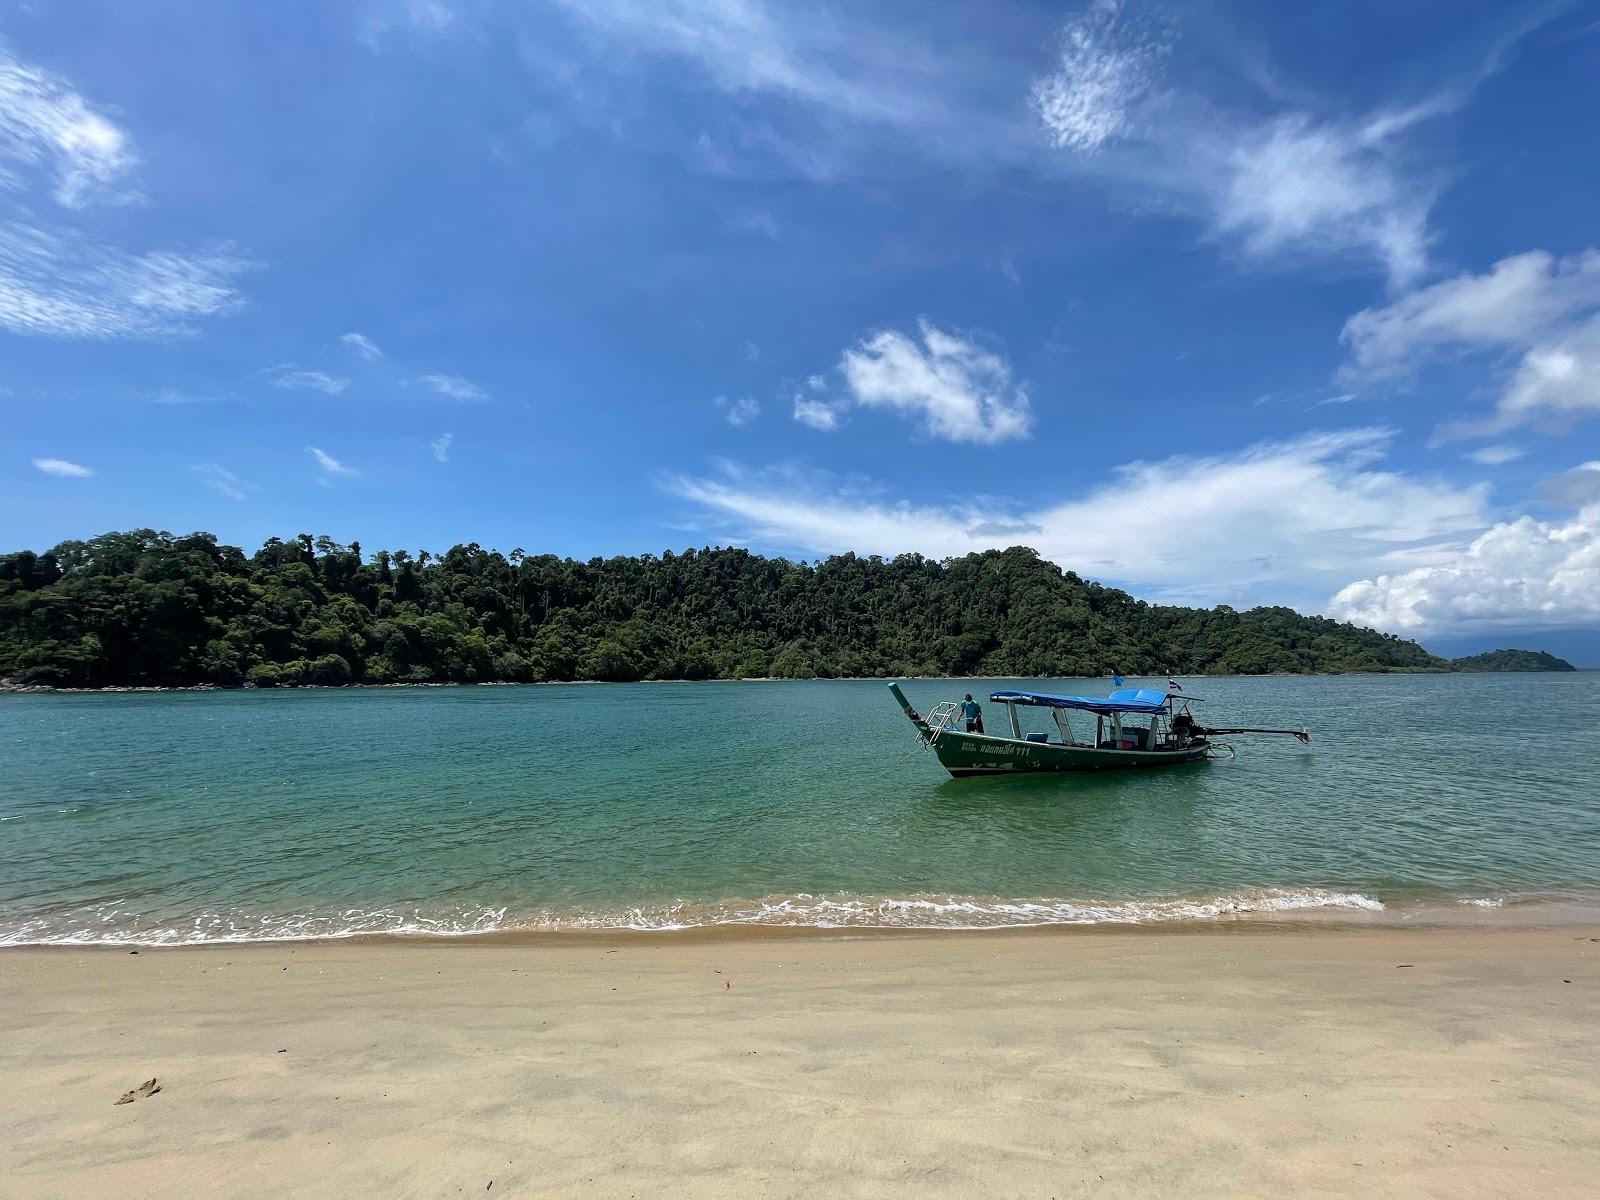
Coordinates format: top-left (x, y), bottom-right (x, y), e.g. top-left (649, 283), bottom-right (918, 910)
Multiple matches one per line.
top-left (0, 889), bottom-right (1395, 946)
top-left (1457, 897), bottom-right (1506, 908)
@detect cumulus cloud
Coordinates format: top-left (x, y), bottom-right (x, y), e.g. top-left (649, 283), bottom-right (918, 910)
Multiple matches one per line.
top-left (416, 373), bottom-right (489, 402)
top-left (713, 395), bottom-right (760, 427)
top-left (0, 42), bottom-right (137, 207)
top-left (269, 364), bottom-right (349, 395)
top-left (1029, 8), bottom-right (1440, 285)
top-left (1342, 249), bottom-right (1600, 437)
top-left (0, 222), bottom-right (255, 339)
top-left (793, 392), bottom-right (841, 431)
top-left (32, 456), bottom-right (92, 477)
top-left (306, 445), bottom-right (357, 477)
top-left (431, 432), bottom-right (454, 462)
top-left (341, 331), bottom-right (383, 360)
top-left (668, 428), bottom-right (1490, 607)
top-left (835, 320), bottom-right (1031, 444)
top-left (1330, 504), bottom-right (1600, 634)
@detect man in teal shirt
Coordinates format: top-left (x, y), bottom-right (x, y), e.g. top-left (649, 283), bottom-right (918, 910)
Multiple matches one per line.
top-left (960, 693), bottom-right (984, 733)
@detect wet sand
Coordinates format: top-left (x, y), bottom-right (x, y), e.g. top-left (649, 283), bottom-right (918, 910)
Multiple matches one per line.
top-left (2, 928), bottom-right (1596, 1198)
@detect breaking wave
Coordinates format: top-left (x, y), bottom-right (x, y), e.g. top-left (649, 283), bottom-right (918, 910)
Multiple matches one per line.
top-left (0, 888), bottom-right (1389, 946)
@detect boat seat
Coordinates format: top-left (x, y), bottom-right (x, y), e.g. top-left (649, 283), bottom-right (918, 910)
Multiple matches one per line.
top-left (1025, 732), bottom-right (1049, 743)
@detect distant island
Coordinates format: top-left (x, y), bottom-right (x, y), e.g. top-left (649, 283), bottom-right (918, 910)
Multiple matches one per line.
top-left (1449, 648), bottom-right (1576, 672)
top-left (0, 530), bottom-right (1575, 688)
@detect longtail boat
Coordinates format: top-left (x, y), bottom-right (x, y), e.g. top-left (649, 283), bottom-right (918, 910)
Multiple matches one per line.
top-left (888, 682), bottom-right (1309, 778)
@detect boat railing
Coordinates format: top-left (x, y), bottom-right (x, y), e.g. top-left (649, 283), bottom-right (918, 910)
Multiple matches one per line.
top-left (922, 701), bottom-right (960, 744)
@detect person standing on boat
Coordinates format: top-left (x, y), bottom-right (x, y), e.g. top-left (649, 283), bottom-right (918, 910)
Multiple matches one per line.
top-left (960, 694), bottom-right (985, 734)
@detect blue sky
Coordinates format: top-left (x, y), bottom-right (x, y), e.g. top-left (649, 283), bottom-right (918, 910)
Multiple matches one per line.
top-left (4, 0), bottom-right (1599, 657)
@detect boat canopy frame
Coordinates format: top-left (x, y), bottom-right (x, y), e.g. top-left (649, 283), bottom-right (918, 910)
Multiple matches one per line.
top-left (987, 687), bottom-right (1190, 716)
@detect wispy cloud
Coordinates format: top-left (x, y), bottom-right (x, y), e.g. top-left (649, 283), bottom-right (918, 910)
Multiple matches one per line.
top-left (269, 364), bottom-right (350, 395)
top-left (793, 391), bottom-right (840, 431)
top-left (1465, 444), bottom-right (1526, 467)
top-left (306, 445), bottom-right (358, 477)
top-left (0, 222), bottom-right (255, 339)
top-left (742, 339), bottom-right (760, 362)
top-left (713, 395), bottom-right (760, 427)
top-left (1342, 249), bottom-right (1600, 438)
top-left (668, 429), bottom-right (1489, 608)
top-left (32, 456), bottom-right (92, 478)
top-left (1029, 5), bottom-right (1450, 285)
top-left (834, 320), bottom-right (1031, 444)
top-left (195, 463), bottom-right (250, 500)
top-left (415, 372), bottom-right (489, 402)
top-left (431, 432), bottom-right (454, 462)
top-left (341, 331), bottom-right (383, 360)
top-left (0, 42), bottom-right (138, 207)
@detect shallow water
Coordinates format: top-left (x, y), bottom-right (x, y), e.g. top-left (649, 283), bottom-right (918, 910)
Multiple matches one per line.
top-left (2, 674), bottom-right (1597, 943)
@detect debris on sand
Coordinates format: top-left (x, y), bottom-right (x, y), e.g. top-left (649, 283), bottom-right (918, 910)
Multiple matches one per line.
top-left (114, 1078), bottom-right (162, 1106)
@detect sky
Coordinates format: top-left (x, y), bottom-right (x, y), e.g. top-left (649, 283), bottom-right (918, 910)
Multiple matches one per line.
top-left (3, 0), bottom-right (1599, 660)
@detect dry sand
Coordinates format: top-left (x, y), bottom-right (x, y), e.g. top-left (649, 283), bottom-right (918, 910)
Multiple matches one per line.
top-left (2, 928), bottom-right (1596, 1199)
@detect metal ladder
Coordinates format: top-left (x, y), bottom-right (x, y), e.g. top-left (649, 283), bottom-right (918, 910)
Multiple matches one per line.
top-left (921, 701), bottom-right (959, 745)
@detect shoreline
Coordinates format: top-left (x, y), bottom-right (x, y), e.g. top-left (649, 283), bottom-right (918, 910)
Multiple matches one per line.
top-left (4, 926), bottom-right (1596, 1198)
top-left (4, 889), bottom-right (1596, 950)
top-left (6, 665), bottom-right (1582, 695)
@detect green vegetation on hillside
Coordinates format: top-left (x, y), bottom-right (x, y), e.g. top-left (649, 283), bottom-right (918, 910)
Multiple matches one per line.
top-left (1451, 648), bottom-right (1576, 672)
top-left (0, 530), bottom-right (1450, 687)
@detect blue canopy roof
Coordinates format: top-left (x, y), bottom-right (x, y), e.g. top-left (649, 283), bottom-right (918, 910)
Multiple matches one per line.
top-left (988, 687), bottom-right (1172, 715)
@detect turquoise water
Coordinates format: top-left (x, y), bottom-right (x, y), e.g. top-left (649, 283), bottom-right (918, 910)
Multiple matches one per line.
top-left (2, 674), bottom-right (1597, 943)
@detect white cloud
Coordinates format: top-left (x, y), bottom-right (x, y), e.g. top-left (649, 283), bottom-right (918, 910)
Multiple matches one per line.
top-left (1465, 444), bottom-right (1526, 466)
top-left (1540, 461), bottom-right (1600, 508)
top-left (416, 372), bottom-right (489, 402)
top-left (1342, 249), bottom-right (1600, 378)
top-left (1330, 504), bottom-right (1600, 634)
top-left (713, 395), bottom-right (759, 427)
top-left (1030, 0), bottom-right (1173, 154)
top-left (32, 456), bottom-right (92, 477)
top-left (668, 428), bottom-right (1491, 607)
top-left (306, 445), bottom-right (357, 477)
top-left (0, 222), bottom-right (255, 339)
top-left (793, 392), bottom-right (841, 431)
top-left (195, 463), bottom-right (249, 501)
top-left (269, 364), bottom-right (349, 395)
top-left (341, 331), bottom-right (383, 360)
top-left (0, 43), bottom-right (137, 207)
top-left (742, 339), bottom-right (760, 362)
top-left (1342, 249), bottom-right (1600, 437)
top-left (1029, 9), bottom-right (1441, 285)
top-left (431, 432), bottom-right (454, 462)
top-left (836, 320), bottom-right (1031, 444)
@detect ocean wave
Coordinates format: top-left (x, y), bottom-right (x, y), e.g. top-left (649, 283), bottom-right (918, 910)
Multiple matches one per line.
top-left (0, 888), bottom-right (1388, 946)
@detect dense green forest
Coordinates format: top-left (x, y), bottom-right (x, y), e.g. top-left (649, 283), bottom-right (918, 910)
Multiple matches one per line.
top-left (0, 529), bottom-right (1462, 688)
top-left (1451, 649), bottom-right (1575, 672)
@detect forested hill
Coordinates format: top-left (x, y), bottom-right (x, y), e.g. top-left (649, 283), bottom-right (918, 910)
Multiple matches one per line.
top-left (0, 530), bottom-right (1449, 688)
top-left (1451, 649), bottom-right (1577, 672)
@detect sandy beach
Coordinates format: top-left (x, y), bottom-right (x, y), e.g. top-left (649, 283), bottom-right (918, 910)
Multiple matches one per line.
top-left (2, 928), bottom-right (1595, 1199)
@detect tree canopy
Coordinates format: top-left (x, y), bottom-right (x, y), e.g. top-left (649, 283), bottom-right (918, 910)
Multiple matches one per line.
top-left (1450, 648), bottom-right (1576, 672)
top-left (0, 530), bottom-right (1461, 688)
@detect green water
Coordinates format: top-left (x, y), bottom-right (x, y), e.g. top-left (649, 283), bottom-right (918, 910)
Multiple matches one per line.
top-left (2, 674), bottom-right (1597, 942)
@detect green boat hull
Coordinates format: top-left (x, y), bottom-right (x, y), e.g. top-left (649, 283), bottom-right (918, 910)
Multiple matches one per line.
top-left (928, 729), bottom-right (1209, 777)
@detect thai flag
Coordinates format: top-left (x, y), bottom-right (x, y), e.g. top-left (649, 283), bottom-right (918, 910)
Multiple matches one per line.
top-left (1167, 678), bottom-right (1183, 691)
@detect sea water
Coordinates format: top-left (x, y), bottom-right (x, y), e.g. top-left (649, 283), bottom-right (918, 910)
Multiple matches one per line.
top-left (2, 674), bottom-right (1597, 943)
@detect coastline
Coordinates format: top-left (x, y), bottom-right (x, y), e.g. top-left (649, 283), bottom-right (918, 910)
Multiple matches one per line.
top-left (5, 927), bottom-right (1596, 1198)
top-left (6, 664), bottom-right (1573, 695)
